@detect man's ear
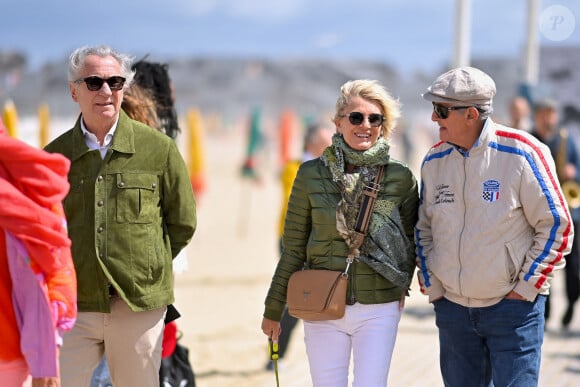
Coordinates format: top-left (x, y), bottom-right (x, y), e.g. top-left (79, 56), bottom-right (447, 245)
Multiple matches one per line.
top-left (467, 107), bottom-right (479, 120)
top-left (70, 82), bottom-right (78, 102)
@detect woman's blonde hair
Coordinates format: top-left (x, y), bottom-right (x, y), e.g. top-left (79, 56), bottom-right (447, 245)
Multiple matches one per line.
top-left (333, 79), bottom-right (401, 139)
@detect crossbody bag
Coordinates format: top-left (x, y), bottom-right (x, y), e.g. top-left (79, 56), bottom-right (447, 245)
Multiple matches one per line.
top-left (286, 165), bottom-right (385, 321)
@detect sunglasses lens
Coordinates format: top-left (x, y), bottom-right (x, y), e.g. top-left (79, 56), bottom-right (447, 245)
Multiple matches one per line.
top-left (348, 112), bottom-right (364, 125)
top-left (368, 114), bottom-right (384, 127)
top-left (433, 104), bottom-right (449, 119)
top-left (107, 76), bottom-right (126, 91)
top-left (81, 76), bottom-right (125, 91)
top-left (84, 76), bottom-right (104, 91)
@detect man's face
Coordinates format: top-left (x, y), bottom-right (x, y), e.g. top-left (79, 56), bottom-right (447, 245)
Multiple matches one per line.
top-left (70, 54), bottom-right (124, 131)
top-left (534, 108), bottom-right (559, 137)
top-left (431, 103), bottom-right (472, 148)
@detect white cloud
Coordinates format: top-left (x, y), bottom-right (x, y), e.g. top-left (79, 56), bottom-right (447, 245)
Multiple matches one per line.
top-left (313, 33), bottom-right (340, 49)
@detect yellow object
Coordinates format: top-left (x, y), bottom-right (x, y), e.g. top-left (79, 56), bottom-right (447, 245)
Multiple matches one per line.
top-left (186, 108), bottom-right (207, 196)
top-left (557, 129), bottom-right (580, 209)
top-left (2, 100), bottom-right (18, 138)
top-left (38, 103), bottom-right (51, 148)
top-left (268, 339), bottom-right (279, 360)
top-left (278, 160), bottom-right (301, 236)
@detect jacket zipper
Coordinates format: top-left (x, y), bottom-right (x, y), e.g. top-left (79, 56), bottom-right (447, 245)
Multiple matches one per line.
top-left (458, 154), bottom-right (468, 297)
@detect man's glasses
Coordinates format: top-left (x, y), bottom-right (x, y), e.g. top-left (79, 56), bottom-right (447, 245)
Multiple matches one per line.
top-left (432, 103), bottom-right (473, 119)
top-left (339, 112), bottom-right (385, 127)
top-left (75, 76), bottom-right (126, 91)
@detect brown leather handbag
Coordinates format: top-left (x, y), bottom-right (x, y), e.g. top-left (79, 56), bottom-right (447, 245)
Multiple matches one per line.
top-left (286, 165), bottom-right (385, 321)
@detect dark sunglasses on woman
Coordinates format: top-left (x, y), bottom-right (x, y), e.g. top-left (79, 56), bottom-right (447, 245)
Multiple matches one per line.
top-left (339, 112), bottom-right (385, 127)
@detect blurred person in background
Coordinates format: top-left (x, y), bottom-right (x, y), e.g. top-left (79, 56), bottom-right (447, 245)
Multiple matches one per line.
top-left (265, 121), bottom-right (334, 371)
top-left (0, 118), bottom-right (77, 387)
top-left (509, 95), bottom-right (531, 131)
top-left (416, 67), bottom-right (571, 386)
top-left (121, 83), bottom-right (160, 128)
top-left (132, 59), bottom-right (180, 140)
top-left (262, 79), bottom-right (419, 386)
top-left (44, 45), bottom-right (196, 387)
top-left (530, 98), bottom-right (580, 330)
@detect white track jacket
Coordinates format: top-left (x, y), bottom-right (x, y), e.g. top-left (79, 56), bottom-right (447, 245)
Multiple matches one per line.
top-left (416, 119), bottom-right (572, 307)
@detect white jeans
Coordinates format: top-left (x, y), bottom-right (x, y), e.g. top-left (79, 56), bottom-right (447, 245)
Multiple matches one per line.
top-left (303, 301), bottom-right (401, 387)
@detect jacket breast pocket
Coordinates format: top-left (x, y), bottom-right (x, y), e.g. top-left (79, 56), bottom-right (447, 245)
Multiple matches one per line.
top-left (116, 173), bottom-right (160, 224)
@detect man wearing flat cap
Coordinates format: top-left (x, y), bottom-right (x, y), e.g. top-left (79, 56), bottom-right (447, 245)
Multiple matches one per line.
top-left (415, 67), bottom-right (572, 386)
top-left (530, 97), bottom-right (580, 331)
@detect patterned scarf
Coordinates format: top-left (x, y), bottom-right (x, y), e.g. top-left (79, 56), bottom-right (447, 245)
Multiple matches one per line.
top-left (321, 134), bottom-right (390, 258)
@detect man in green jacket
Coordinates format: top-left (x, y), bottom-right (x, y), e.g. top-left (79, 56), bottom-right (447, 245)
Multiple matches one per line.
top-left (44, 45), bottom-right (197, 387)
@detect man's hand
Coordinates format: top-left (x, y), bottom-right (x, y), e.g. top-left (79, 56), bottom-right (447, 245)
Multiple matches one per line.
top-left (504, 290), bottom-right (526, 300)
top-left (32, 377), bottom-right (59, 387)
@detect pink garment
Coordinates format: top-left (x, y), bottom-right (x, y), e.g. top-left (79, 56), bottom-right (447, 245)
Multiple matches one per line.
top-left (0, 358), bottom-right (31, 387)
top-left (0, 120), bottom-right (77, 377)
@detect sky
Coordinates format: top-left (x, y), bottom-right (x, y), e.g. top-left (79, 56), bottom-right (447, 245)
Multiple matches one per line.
top-left (2, 0), bottom-right (580, 75)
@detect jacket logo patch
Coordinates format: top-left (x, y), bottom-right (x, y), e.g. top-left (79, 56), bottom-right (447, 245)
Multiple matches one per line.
top-left (434, 184), bottom-right (455, 204)
top-left (482, 179), bottom-right (500, 203)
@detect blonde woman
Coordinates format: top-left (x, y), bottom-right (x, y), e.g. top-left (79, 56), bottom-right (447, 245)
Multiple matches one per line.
top-left (262, 79), bottom-right (419, 386)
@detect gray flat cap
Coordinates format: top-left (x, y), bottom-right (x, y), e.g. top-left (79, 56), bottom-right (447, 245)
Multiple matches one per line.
top-left (422, 66), bottom-right (496, 106)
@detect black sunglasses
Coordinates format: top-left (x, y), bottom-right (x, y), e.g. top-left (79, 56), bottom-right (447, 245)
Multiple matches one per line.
top-left (339, 112), bottom-right (384, 127)
top-left (432, 103), bottom-right (473, 119)
top-left (75, 76), bottom-right (126, 91)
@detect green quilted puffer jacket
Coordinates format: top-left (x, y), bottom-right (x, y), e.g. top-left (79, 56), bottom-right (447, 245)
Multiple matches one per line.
top-left (263, 157), bottom-right (419, 321)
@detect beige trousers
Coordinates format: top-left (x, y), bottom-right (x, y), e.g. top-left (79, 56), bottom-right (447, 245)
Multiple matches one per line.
top-left (60, 296), bottom-right (166, 387)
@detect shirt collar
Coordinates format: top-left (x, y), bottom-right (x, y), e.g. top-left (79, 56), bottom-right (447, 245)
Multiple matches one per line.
top-left (80, 116), bottom-right (118, 149)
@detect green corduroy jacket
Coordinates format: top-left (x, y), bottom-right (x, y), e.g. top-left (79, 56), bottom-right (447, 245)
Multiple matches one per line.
top-left (45, 110), bottom-right (197, 313)
top-left (263, 156), bottom-right (419, 321)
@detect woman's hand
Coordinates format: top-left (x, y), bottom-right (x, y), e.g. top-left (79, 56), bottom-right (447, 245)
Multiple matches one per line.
top-left (261, 317), bottom-right (282, 341)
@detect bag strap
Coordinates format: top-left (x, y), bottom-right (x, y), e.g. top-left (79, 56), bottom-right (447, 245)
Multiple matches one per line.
top-left (355, 165), bottom-right (385, 235)
top-left (344, 164), bottom-right (386, 273)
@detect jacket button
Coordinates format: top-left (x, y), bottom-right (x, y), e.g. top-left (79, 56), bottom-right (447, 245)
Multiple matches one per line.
top-left (118, 182), bottom-right (125, 188)
top-left (152, 183), bottom-right (157, 189)
top-left (97, 200), bottom-right (104, 207)
top-left (97, 226), bottom-right (103, 233)
top-left (97, 175), bottom-right (103, 182)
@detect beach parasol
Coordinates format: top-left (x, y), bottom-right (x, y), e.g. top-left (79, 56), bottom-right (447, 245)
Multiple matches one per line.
top-left (186, 107), bottom-right (207, 198)
top-left (2, 99), bottom-right (19, 138)
top-left (241, 107), bottom-right (264, 181)
top-left (38, 103), bottom-right (51, 148)
top-left (278, 109), bottom-right (297, 168)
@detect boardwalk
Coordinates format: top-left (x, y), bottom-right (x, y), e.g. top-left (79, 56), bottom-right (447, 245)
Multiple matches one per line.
top-left (172, 129), bottom-right (580, 387)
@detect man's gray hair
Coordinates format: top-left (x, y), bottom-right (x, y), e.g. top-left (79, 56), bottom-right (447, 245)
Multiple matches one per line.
top-left (67, 45), bottom-right (135, 88)
top-left (477, 104), bottom-right (493, 121)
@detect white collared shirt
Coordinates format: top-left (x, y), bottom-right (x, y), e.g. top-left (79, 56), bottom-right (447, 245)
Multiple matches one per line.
top-left (80, 116), bottom-right (119, 159)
